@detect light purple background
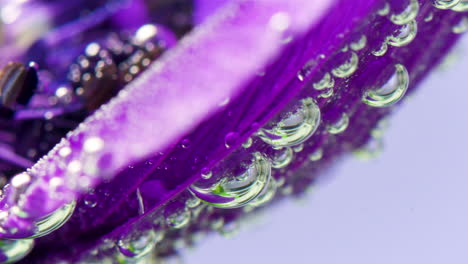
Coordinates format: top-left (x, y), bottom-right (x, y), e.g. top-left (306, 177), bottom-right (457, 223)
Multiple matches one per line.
top-left (183, 36), bottom-right (468, 264)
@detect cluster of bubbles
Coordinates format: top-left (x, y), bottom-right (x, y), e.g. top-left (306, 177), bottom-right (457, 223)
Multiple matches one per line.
top-left (434, 0), bottom-right (468, 12)
top-left (166, 2), bottom-right (433, 255)
top-left (84, 2), bottom-right (468, 262)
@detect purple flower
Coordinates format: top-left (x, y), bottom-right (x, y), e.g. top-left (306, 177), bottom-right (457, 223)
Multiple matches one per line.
top-left (0, 0), bottom-right (466, 262)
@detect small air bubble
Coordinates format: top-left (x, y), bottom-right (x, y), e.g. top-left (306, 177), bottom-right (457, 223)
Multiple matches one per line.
top-left (452, 17), bottom-right (468, 34)
top-left (327, 113), bottom-right (350, 134)
top-left (181, 139), bottom-right (191, 149)
top-left (271, 147), bottom-right (294, 169)
top-left (258, 98), bottom-right (321, 148)
top-left (433, 0), bottom-right (461, 9)
top-left (242, 137), bottom-right (253, 148)
top-left (331, 52), bottom-right (359, 78)
top-left (0, 239), bottom-right (34, 263)
top-left (224, 132), bottom-right (239, 149)
top-left (387, 20), bottom-right (418, 47)
top-left (362, 64), bottom-right (409, 107)
top-left (166, 207), bottom-right (191, 229)
top-left (350, 35), bottom-right (367, 51)
top-left (390, 0), bottom-right (420, 25)
top-left (309, 148), bottom-right (323, 161)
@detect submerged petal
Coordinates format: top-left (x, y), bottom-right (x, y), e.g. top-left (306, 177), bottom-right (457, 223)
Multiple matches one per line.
top-left (0, 0), bottom-right (465, 263)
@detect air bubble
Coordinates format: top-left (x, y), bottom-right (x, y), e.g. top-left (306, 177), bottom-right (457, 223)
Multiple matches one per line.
top-left (350, 35), bottom-right (367, 51)
top-left (242, 137), bottom-right (253, 148)
top-left (387, 20), bottom-right (418, 47)
top-left (181, 139), bottom-right (191, 149)
top-left (424, 13), bottom-right (434, 22)
top-left (210, 218), bottom-right (225, 230)
top-left (186, 197), bottom-right (201, 208)
top-left (390, 0), bottom-right (419, 25)
top-left (327, 113), bottom-right (349, 134)
top-left (29, 200), bottom-right (76, 238)
top-left (292, 144), bottom-right (304, 153)
top-left (258, 98), bottom-right (321, 148)
top-left (378, 3), bottom-right (390, 16)
top-left (201, 168), bottom-right (212, 180)
top-left (354, 138), bottom-right (384, 161)
top-left (452, 1), bottom-right (468, 11)
top-left (189, 153), bottom-right (272, 208)
top-left (0, 239), bottom-right (34, 263)
top-left (248, 178), bottom-right (277, 207)
top-left (117, 229), bottom-right (161, 258)
top-left (84, 193), bottom-right (98, 208)
top-left (434, 0), bottom-right (461, 9)
top-left (313, 73), bottom-right (335, 90)
top-left (219, 221), bottom-right (239, 238)
top-left (281, 185), bottom-right (293, 195)
top-left (372, 43), bottom-right (388, 57)
top-left (309, 148), bottom-right (323, 161)
top-left (166, 207), bottom-right (191, 229)
top-left (452, 17), bottom-right (468, 34)
top-left (318, 88), bottom-right (334, 99)
top-left (362, 64), bottom-right (409, 107)
top-left (271, 147), bottom-right (294, 169)
top-left (331, 52), bottom-right (359, 78)
top-left (224, 132), bottom-right (239, 149)
top-left (297, 60), bottom-right (317, 82)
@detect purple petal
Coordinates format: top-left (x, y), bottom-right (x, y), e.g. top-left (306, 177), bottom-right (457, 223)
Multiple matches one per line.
top-left (0, 0), bottom-right (466, 263)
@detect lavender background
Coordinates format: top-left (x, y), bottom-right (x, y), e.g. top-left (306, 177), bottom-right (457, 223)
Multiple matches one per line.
top-left (184, 35), bottom-right (468, 264)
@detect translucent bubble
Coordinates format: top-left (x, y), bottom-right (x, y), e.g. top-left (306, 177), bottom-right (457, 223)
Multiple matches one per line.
top-left (189, 153), bottom-right (272, 209)
top-left (331, 52), bottom-right (359, 78)
top-left (327, 113), bottom-right (349, 134)
top-left (185, 196), bottom-right (201, 208)
top-left (372, 43), bottom-right (388, 57)
top-left (201, 168), bottom-right (212, 180)
top-left (210, 217), bottom-right (225, 230)
top-left (224, 132), bottom-right (239, 149)
top-left (293, 143), bottom-right (304, 153)
top-left (317, 88), bottom-right (334, 99)
top-left (30, 200), bottom-right (76, 238)
top-left (362, 64), bottom-right (409, 107)
top-left (117, 229), bottom-right (161, 258)
top-left (350, 35), bottom-right (367, 51)
top-left (390, 0), bottom-right (420, 25)
top-left (166, 207), bottom-right (191, 229)
top-left (281, 185), bottom-right (293, 195)
top-left (452, 17), bottom-right (468, 34)
top-left (84, 193), bottom-right (98, 208)
top-left (377, 3), bottom-right (390, 16)
top-left (258, 98), bottom-right (321, 148)
top-left (218, 221), bottom-right (239, 238)
top-left (313, 73), bottom-right (335, 90)
top-left (353, 138), bottom-right (384, 161)
top-left (181, 139), bottom-right (191, 149)
top-left (0, 239), bottom-right (34, 263)
top-left (297, 60), bottom-right (317, 82)
top-left (242, 137), bottom-right (253, 148)
top-left (248, 177), bottom-right (277, 207)
top-left (434, 0), bottom-right (461, 9)
top-left (451, 0), bottom-right (468, 11)
top-left (308, 148), bottom-right (323, 161)
top-left (271, 147), bottom-right (294, 169)
top-left (387, 20), bottom-right (418, 47)
top-left (424, 12), bottom-right (434, 22)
